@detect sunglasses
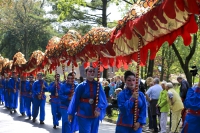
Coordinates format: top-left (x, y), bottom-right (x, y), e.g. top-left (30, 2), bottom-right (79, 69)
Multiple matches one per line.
top-left (88, 70), bottom-right (95, 73)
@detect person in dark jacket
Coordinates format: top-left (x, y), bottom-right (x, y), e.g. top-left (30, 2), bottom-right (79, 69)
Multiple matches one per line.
top-left (177, 76), bottom-right (190, 127)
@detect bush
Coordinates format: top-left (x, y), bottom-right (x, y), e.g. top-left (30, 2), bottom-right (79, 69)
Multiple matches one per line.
top-left (45, 73), bottom-right (55, 84)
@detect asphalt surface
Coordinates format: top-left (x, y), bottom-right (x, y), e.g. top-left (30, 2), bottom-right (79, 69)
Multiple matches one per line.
top-left (0, 103), bottom-right (115, 133)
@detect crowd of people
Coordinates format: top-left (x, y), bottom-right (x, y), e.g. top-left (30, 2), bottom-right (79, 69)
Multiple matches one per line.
top-left (0, 68), bottom-right (200, 133)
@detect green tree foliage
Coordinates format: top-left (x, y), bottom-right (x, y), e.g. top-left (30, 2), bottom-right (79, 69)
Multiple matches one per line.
top-left (0, 0), bottom-right (57, 59)
top-left (171, 33), bottom-right (199, 86)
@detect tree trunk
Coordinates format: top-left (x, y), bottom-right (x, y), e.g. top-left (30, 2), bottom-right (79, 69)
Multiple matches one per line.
top-left (102, 0), bottom-right (108, 79)
top-left (147, 59), bottom-right (154, 77)
top-left (171, 34), bottom-right (197, 86)
top-left (160, 48), bottom-right (165, 81)
top-left (141, 66), bottom-right (144, 79)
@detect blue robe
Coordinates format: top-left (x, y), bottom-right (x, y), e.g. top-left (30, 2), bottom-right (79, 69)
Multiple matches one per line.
top-left (32, 80), bottom-right (48, 121)
top-left (181, 87), bottom-right (200, 133)
top-left (4, 79), bottom-right (10, 108)
top-left (48, 81), bottom-right (62, 126)
top-left (116, 89), bottom-right (146, 133)
top-left (25, 81), bottom-right (34, 117)
top-left (59, 82), bottom-right (78, 133)
top-left (68, 80), bottom-right (108, 133)
top-left (0, 79), bottom-right (5, 103)
top-left (8, 77), bottom-right (20, 109)
top-left (19, 80), bottom-right (28, 114)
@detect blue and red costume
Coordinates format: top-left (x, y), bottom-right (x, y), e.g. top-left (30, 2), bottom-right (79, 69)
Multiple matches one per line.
top-left (48, 81), bottom-right (62, 127)
top-left (25, 80), bottom-right (34, 118)
top-left (59, 82), bottom-right (78, 133)
top-left (32, 80), bottom-right (48, 121)
top-left (0, 78), bottom-right (5, 104)
top-left (181, 86), bottom-right (200, 133)
top-left (19, 80), bottom-right (28, 115)
top-left (68, 80), bottom-right (108, 133)
top-left (8, 77), bottom-right (20, 111)
top-left (116, 89), bottom-right (146, 133)
top-left (4, 78), bottom-right (10, 108)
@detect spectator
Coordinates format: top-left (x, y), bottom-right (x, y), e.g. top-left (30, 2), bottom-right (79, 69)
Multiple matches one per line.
top-left (79, 76), bottom-right (84, 83)
top-left (109, 78), bottom-right (117, 98)
top-left (116, 75), bottom-right (123, 89)
top-left (139, 79), bottom-right (146, 94)
top-left (177, 76), bottom-right (190, 126)
top-left (157, 81), bottom-right (169, 133)
top-left (103, 81), bottom-right (110, 100)
top-left (145, 77), bottom-right (154, 131)
top-left (166, 82), bottom-right (184, 133)
top-left (106, 88), bottom-right (122, 117)
top-left (146, 78), bottom-right (163, 133)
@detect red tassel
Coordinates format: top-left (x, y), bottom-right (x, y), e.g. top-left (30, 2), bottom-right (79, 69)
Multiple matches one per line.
top-left (67, 60), bottom-right (71, 66)
top-left (109, 58), bottom-right (115, 67)
top-left (84, 62), bottom-right (90, 68)
top-left (186, 0), bottom-right (199, 14)
top-left (163, 0), bottom-right (176, 19)
top-left (176, 0), bottom-right (185, 11)
top-left (100, 65), bottom-right (104, 72)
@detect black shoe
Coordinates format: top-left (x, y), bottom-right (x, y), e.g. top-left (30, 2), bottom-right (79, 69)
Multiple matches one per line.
top-left (32, 118), bottom-right (36, 122)
top-left (28, 116), bottom-right (31, 120)
top-left (40, 121), bottom-right (44, 124)
top-left (14, 109), bottom-right (17, 113)
top-left (10, 109), bottom-right (13, 114)
top-left (53, 125), bottom-right (56, 129)
top-left (21, 113), bottom-right (25, 116)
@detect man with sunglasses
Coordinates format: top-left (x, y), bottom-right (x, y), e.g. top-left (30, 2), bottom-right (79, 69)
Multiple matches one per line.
top-left (32, 72), bottom-right (48, 124)
top-left (8, 71), bottom-right (20, 114)
top-left (48, 74), bottom-right (62, 129)
top-left (68, 66), bottom-right (108, 133)
top-left (25, 74), bottom-right (35, 119)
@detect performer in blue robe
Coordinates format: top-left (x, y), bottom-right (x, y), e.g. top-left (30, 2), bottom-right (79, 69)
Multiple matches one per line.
top-left (48, 74), bottom-right (62, 129)
top-left (181, 84), bottom-right (200, 133)
top-left (8, 71), bottom-right (20, 114)
top-left (32, 72), bottom-right (48, 124)
top-left (19, 75), bottom-right (28, 116)
top-left (59, 72), bottom-right (79, 133)
top-left (0, 75), bottom-right (5, 105)
top-left (4, 75), bottom-right (10, 109)
top-left (68, 66), bottom-right (108, 133)
top-left (25, 74), bottom-right (34, 119)
top-left (115, 70), bottom-right (146, 133)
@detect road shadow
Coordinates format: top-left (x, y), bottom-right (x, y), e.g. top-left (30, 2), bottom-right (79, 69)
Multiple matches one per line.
top-left (0, 105), bottom-right (61, 133)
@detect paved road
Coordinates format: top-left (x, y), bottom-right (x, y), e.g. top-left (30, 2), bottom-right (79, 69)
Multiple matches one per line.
top-left (0, 103), bottom-right (115, 133)
top-left (0, 103), bottom-right (180, 133)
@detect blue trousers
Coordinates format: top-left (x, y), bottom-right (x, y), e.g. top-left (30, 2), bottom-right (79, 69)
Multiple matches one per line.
top-left (50, 102), bottom-right (61, 126)
top-left (77, 116), bottom-right (99, 133)
top-left (25, 97), bottom-right (33, 117)
top-left (61, 108), bottom-right (78, 133)
top-left (19, 96), bottom-right (26, 114)
top-left (181, 113), bottom-right (200, 133)
top-left (4, 91), bottom-right (9, 107)
top-left (116, 125), bottom-right (142, 133)
top-left (32, 98), bottom-right (45, 121)
top-left (10, 92), bottom-right (18, 109)
top-left (0, 89), bottom-right (4, 102)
